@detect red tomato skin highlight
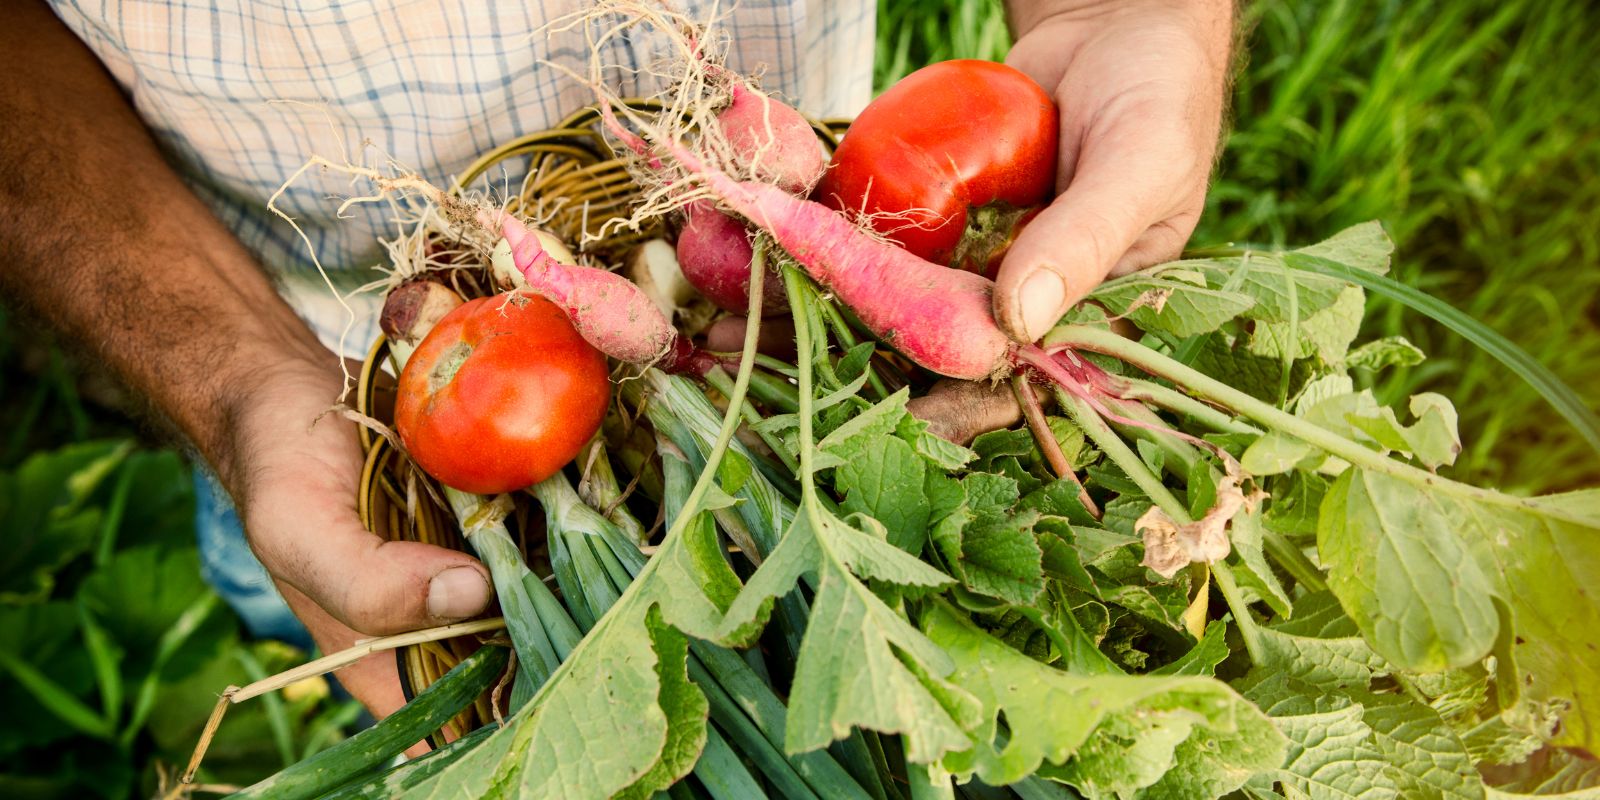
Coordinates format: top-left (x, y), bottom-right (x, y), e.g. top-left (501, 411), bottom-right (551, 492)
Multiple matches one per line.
top-left (395, 293), bottom-right (610, 494)
top-left (815, 59), bottom-right (1058, 265)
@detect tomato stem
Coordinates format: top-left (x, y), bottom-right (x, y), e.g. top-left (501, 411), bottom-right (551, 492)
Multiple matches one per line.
top-left (950, 203), bottom-right (1035, 279)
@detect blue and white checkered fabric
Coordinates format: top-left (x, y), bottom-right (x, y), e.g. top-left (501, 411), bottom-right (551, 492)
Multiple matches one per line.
top-left (48, 0), bottom-right (874, 353)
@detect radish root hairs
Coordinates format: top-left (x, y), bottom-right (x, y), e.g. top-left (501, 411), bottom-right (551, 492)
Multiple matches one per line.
top-left (272, 147), bottom-right (717, 376)
top-left (548, 1), bottom-right (821, 213)
top-left (267, 152), bottom-right (444, 397)
top-left (589, 78), bottom-right (1224, 451)
top-left (558, 26), bottom-right (1029, 379)
top-left (548, 4), bottom-right (824, 313)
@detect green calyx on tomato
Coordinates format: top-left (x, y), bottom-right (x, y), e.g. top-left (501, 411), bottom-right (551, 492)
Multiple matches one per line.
top-left (948, 204), bottom-right (1043, 280)
top-left (814, 59), bottom-right (1057, 275)
top-left (395, 292), bottom-right (610, 495)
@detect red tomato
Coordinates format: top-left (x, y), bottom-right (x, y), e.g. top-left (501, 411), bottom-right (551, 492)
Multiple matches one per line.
top-left (815, 60), bottom-right (1057, 276)
top-left (395, 292), bottom-right (610, 494)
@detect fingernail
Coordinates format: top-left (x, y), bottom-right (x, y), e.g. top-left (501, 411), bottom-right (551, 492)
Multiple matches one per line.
top-left (1019, 269), bottom-right (1068, 341)
top-left (427, 566), bottom-right (490, 621)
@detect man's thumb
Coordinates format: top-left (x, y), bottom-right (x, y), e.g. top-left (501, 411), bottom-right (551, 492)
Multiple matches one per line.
top-left (994, 184), bottom-right (1146, 342)
top-left (262, 517), bottom-right (493, 636)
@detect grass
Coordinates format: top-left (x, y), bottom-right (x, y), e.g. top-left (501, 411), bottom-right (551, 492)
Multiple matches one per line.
top-left (874, 0), bottom-right (1600, 493)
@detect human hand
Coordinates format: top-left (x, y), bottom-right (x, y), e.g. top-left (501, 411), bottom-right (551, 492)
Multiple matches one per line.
top-left (1, 0), bottom-right (492, 748)
top-left (995, 0), bottom-right (1235, 342)
top-left (220, 357), bottom-right (492, 735)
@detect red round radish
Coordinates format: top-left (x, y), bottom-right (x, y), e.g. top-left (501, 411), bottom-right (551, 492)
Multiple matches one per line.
top-left (718, 84), bottom-right (826, 194)
top-left (675, 201), bottom-right (787, 315)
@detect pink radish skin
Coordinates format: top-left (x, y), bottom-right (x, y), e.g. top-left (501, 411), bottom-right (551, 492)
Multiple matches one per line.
top-left (717, 84), bottom-right (826, 194)
top-left (659, 142), bottom-right (1017, 381)
top-left (645, 84), bottom-right (821, 315)
top-left (676, 201), bottom-right (787, 315)
top-left (498, 215), bottom-right (716, 375)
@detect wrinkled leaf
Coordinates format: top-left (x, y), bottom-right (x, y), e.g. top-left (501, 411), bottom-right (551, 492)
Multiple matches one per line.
top-left (926, 605), bottom-right (1285, 792)
top-left (1230, 509), bottom-right (1293, 616)
top-left (1346, 336), bottom-right (1426, 371)
top-left (1358, 691), bottom-right (1482, 800)
top-left (1248, 286), bottom-right (1366, 365)
top-left (716, 506), bottom-right (966, 762)
top-left (1093, 274), bottom-right (1257, 338)
top-left (1318, 469), bottom-right (1500, 672)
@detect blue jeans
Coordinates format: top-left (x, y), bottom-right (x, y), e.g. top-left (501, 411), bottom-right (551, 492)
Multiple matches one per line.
top-left (193, 469), bottom-right (313, 652)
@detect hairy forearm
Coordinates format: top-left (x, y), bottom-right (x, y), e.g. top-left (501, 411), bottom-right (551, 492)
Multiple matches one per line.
top-left (0, 1), bottom-right (331, 480)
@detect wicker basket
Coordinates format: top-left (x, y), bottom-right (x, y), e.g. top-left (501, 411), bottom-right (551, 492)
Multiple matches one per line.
top-left (352, 101), bottom-right (844, 745)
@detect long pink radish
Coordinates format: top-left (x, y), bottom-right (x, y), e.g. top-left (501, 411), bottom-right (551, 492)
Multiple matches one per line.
top-left (495, 214), bottom-right (716, 375)
top-left (654, 140), bottom-right (1017, 381)
top-left (614, 81), bottom-right (820, 316)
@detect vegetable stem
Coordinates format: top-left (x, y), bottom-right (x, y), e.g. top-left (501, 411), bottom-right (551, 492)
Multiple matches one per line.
top-left (1285, 251), bottom-right (1600, 460)
top-left (1059, 390), bottom-right (1264, 661)
top-left (705, 366), bottom-right (801, 474)
top-left (691, 725), bottom-right (772, 800)
top-left (1261, 528), bottom-right (1327, 593)
top-left (1047, 325), bottom-right (1596, 527)
top-left (661, 238), bottom-right (771, 543)
top-left (1103, 397), bottom-right (1204, 478)
top-left (452, 504), bottom-right (559, 696)
top-left (1209, 563), bottom-right (1264, 663)
top-left (906, 763), bottom-right (955, 800)
top-left (785, 267), bottom-right (823, 504)
top-left (559, 457), bottom-right (870, 799)
top-left (689, 660), bottom-right (822, 800)
top-left (1102, 375), bottom-right (1260, 435)
top-left (575, 438), bottom-right (647, 546)
top-left (1275, 255), bottom-right (1300, 408)
top-left (228, 646), bottom-right (508, 800)
top-left (817, 291), bottom-right (891, 400)
top-left (1057, 392), bottom-right (1185, 517)
top-left (746, 367), bottom-right (802, 414)
top-left (1012, 374), bottom-right (1097, 515)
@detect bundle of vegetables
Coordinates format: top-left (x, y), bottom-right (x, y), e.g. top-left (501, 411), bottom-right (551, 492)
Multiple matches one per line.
top-left (198, 4), bottom-right (1600, 798)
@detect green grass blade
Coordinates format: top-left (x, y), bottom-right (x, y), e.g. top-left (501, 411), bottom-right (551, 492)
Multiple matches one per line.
top-left (1285, 251), bottom-right (1600, 460)
top-left (234, 646), bottom-right (297, 769)
top-left (75, 600), bottom-right (123, 729)
top-left (122, 590), bottom-right (222, 742)
top-left (689, 665), bottom-right (820, 800)
top-left (299, 700), bottom-right (364, 761)
top-left (93, 462), bottom-right (135, 567)
top-left (0, 647), bottom-right (114, 739)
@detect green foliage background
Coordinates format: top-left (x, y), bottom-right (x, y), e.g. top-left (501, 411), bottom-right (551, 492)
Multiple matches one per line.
top-left (0, 0), bottom-right (1596, 795)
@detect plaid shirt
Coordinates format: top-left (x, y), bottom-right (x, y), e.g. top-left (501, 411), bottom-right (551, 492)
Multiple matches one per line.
top-left (48, 0), bottom-right (874, 352)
